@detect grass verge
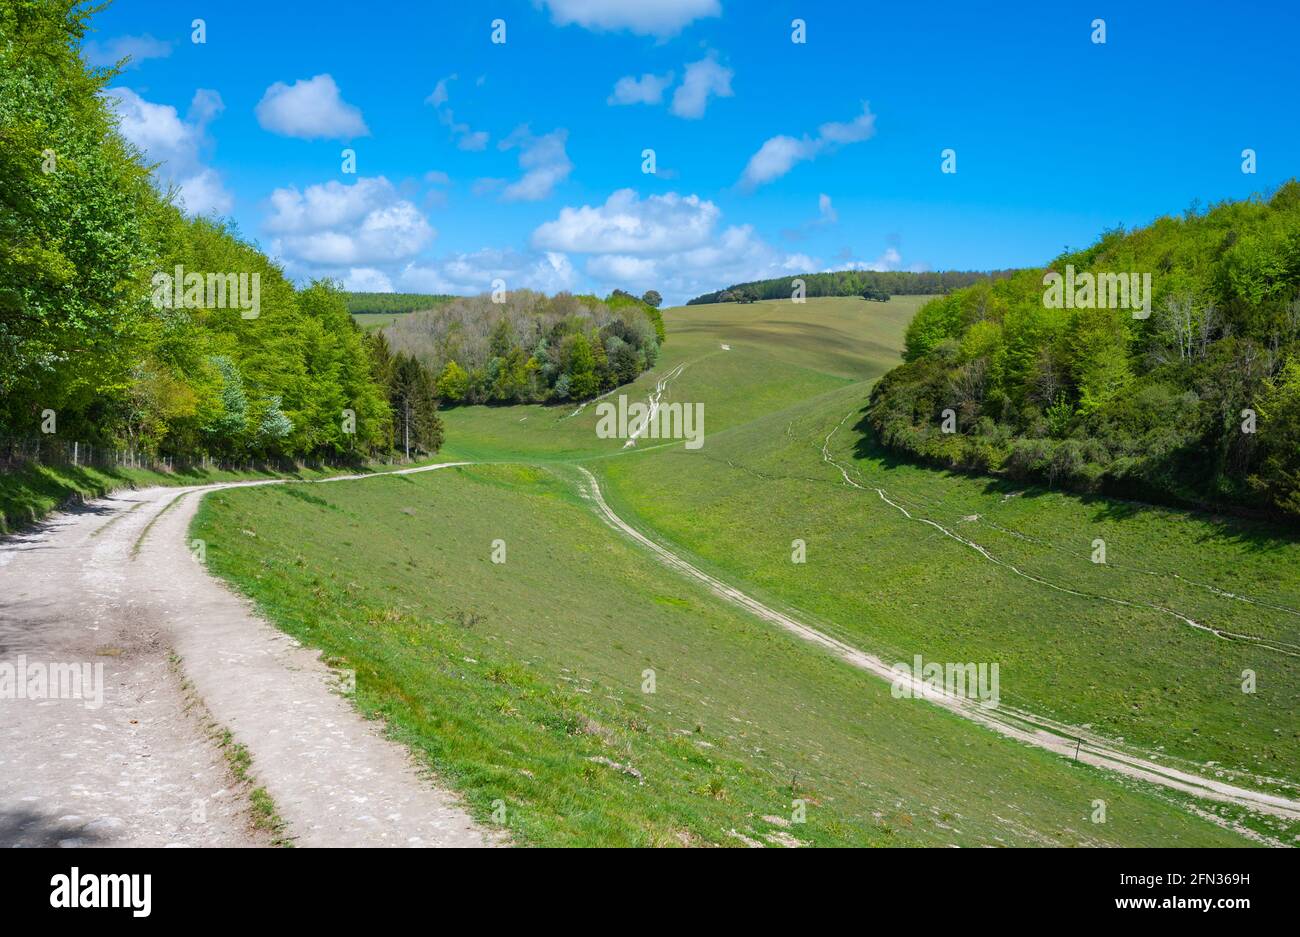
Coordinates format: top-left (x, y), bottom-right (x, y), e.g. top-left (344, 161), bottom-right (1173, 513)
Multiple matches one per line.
top-left (169, 652), bottom-right (294, 846)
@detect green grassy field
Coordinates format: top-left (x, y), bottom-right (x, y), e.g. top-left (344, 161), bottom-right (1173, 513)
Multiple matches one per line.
top-left (598, 385), bottom-right (1300, 790)
top-left (193, 461), bottom-right (1254, 846)
top-left (437, 296), bottom-right (927, 464)
top-left (448, 297), bottom-right (1300, 790)
top-left (194, 294), bottom-right (1300, 846)
top-left (351, 312), bottom-right (405, 331)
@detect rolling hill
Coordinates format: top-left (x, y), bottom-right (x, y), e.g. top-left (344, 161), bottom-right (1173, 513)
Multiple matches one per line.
top-left (193, 295), bottom-right (1300, 846)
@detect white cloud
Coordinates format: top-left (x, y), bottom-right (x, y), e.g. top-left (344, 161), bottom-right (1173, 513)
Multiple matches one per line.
top-left (106, 87), bottom-right (232, 216)
top-left (108, 88), bottom-right (206, 167)
top-left (585, 254), bottom-right (659, 282)
top-left (264, 177), bottom-right (435, 267)
top-left (344, 268), bottom-right (395, 292)
top-left (533, 188), bottom-right (815, 302)
top-left (498, 126), bottom-right (573, 202)
top-left (817, 108), bottom-right (878, 145)
top-left (256, 74), bottom-right (369, 140)
top-left (607, 72), bottom-right (674, 106)
top-left (174, 169), bottom-right (233, 217)
top-left (739, 103), bottom-right (876, 190)
top-left (670, 55), bottom-right (733, 119)
top-left (742, 136), bottom-right (815, 188)
top-left (83, 34), bottom-right (172, 70)
top-left (537, 0), bottom-right (720, 37)
top-left (399, 249), bottom-right (576, 294)
top-left (427, 75), bottom-right (489, 151)
top-left (583, 224), bottom-right (813, 299)
top-left (532, 189), bottom-right (719, 253)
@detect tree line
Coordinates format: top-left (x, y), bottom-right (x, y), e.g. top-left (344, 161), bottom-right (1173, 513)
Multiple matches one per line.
top-left (0, 1), bottom-right (444, 464)
top-left (867, 184), bottom-right (1300, 521)
top-left (383, 290), bottom-right (664, 406)
top-left (686, 269), bottom-right (1014, 305)
top-left (344, 292), bottom-right (454, 316)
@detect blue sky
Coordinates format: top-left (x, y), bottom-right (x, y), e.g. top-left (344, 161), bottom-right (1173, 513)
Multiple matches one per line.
top-left (88, 0), bottom-right (1300, 304)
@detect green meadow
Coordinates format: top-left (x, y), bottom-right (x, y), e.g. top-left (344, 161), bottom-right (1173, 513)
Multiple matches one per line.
top-left (350, 312), bottom-right (406, 331)
top-left (437, 295), bottom-right (927, 463)
top-left (194, 295), bottom-right (1300, 846)
top-left (194, 461), bottom-right (1254, 847)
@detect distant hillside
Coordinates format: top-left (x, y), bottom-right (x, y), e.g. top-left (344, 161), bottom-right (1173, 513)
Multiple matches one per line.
top-left (867, 183), bottom-right (1300, 520)
top-left (344, 292), bottom-right (454, 315)
top-left (686, 269), bottom-right (1015, 305)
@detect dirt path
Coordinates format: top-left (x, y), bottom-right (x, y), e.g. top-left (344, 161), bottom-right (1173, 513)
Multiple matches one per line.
top-left (573, 466), bottom-right (1300, 826)
top-left (623, 363), bottom-right (687, 448)
top-left (0, 463), bottom-right (492, 848)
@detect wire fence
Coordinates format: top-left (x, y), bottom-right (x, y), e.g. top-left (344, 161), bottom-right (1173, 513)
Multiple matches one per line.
top-left (0, 435), bottom-right (388, 474)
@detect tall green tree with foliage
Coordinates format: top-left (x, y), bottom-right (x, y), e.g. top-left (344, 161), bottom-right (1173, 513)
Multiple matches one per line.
top-left (383, 289), bottom-right (662, 405)
top-left (868, 184), bottom-right (1300, 521)
top-left (0, 2), bottom-right (407, 466)
top-left (0, 0), bottom-right (167, 438)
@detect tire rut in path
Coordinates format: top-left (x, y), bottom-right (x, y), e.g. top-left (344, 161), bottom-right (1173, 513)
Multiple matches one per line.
top-left (1, 464), bottom-right (493, 848)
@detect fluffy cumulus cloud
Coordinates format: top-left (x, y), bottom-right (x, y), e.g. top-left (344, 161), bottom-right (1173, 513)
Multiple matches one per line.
top-left (670, 55), bottom-right (733, 119)
top-left (343, 267), bottom-right (396, 292)
top-left (497, 126), bottom-right (573, 202)
top-left (83, 34), bottom-right (172, 70)
top-left (538, 0), bottom-right (720, 37)
top-left (105, 87), bottom-right (232, 216)
top-left (398, 249), bottom-right (576, 294)
top-left (607, 72), bottom-right (674, 106)
top-left (533, 189), bottom-right (720, 253)
top-left (264, 177), bottom-right (435, 268)
top-left (533, 189), bottom-right (817, 301)
top-left (262, 177), bottom-right (580, 296)
top-left (584, 225), bottom-right (815, 299)
top-left (739, 103), bottom-right (876, 190)
top-left (255, 74), bottom-right (369, 140)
